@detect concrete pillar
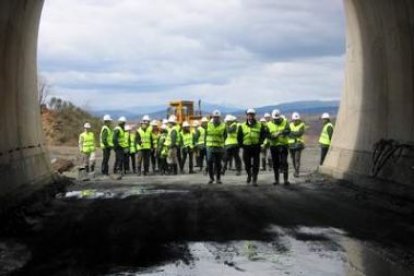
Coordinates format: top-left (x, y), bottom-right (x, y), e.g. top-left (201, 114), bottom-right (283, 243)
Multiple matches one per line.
top-left (0, 0), bottom-right (53, 200)
top-left (322, 0), bottom-right (414, 185)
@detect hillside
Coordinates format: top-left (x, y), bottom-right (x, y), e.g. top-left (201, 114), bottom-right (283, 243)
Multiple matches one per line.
top-left (42, 98), bottom-right (101, 146)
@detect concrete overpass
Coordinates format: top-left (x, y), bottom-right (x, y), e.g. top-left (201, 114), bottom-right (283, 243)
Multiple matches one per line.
top-left (0, 0), bottom-right (413, 200)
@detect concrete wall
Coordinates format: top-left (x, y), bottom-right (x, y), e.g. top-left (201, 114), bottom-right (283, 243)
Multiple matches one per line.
top-left (0, 0), bottom-right (53, 199)
top-left (0, 0), bottom-right (412, 200)
top-left (322, 0), bottom-right (414, 185)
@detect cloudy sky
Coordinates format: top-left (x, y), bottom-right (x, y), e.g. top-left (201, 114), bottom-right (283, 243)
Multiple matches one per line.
top-left (38, 0), bottom-right (345, 111)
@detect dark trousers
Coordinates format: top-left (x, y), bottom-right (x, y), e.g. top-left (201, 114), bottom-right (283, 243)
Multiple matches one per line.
top-left (159, 157), bottom-right (168, 174)
top-left (207, 148), bottom-right (223, 181)
top-left (270, 146), bottom-right (289, 182)
top-left (101, 148), bottom-right (111, 175)
top-left (224, 146), bottom-right (241, 172)
top-left (129, 153), bottom-right (136, 172)
top-left (289, 148), bottom-right (302, 174)
top-left (137, 149), bottom-right (151, 174)
top-left (150, 150), bottom-right (158, 172)
top-left (180, 147), bottom-right (194, 173)
top-left (242, 145), bottom-right (261, 178)
top-left (197, 146), bottom-right (207, 170)
top-left (320, 146), bottom-right (330, 165)
top-left (114, 148), bottom-right (125, 174)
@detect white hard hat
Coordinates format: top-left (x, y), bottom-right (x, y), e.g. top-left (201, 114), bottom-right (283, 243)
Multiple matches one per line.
top-left (321, 112), bottom-right (330, 119)
top-left (292, 112), bottom-right (301, 120)
top-left (168, 115), bottom-right (177, 123)
top-left (103, 114), bottom-right (112, 121)
top-left (260, 118), bottom-right (266, 122)
top-left (182, 121), bottom-right (190, 127)
top-left (212, 110), bottom-right (221, 117)
top-left (162, 119), bottom-right (169, 125)
top-left (272, 109), bottom-right (281, 119)
top-left (231, 115), bottom-right (238, 121)
top-left (118, 116), bottom-right (127, 122)
top-left (150, 120), bottom-right (158, 126)
top-left (161, 124), bottom-right (167, 130)
top-left (246, 108), bottom-right (256, 114)
top-left (201, 117), bottom-right (209, 123)
top-left (193, 120), bottom-right (200, 127)
top-left (125, 124), bottom-right (132, 131)
top-left (84, 122), bottom-right (91, 129)
top-left (224, 114), bottom-right (232, 122)
top-left (264, 113), bottom-right (271, 118)
top-left (142, 115), bottom-right (151, 122)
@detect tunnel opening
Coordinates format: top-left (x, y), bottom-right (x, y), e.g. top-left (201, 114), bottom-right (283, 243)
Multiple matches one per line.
top-left (1, 0), bottom-right (414, 275)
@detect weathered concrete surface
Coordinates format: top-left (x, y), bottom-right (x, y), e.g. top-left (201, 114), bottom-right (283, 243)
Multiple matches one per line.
top-left (0, 0), bottom-right (53, 200)
top-left (322, 0), bottom-right (414, 185)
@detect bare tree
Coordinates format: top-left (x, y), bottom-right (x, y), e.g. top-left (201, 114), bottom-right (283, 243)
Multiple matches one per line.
top-left (38, 75), bottom-right (50, 106)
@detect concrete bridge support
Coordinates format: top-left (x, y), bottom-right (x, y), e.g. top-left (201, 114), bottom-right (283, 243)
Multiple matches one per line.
top-left (0, 0), bottom-right (413, 201)
top-left (322, 0), bottom-right (414, 185)
top-left (0, 0), bottom-right (52, 201)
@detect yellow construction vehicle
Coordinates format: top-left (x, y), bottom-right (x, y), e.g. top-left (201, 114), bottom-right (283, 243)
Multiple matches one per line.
top-left (167, 100), bottom-right (202, 125)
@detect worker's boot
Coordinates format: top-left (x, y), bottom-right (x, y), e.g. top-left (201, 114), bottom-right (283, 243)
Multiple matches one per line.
top-left (90, 164), bottom-right (95, 172)
top-left (246, 170), bottom-right (252, 184)
top-left (252, 174), bottom-right (258, 186)
top-left (85, 166), bottom-right (90, 173)
top-left (283, 170), bottom-right (290, 185)
top-left (173, 164), bottom-right (178, 175)
top-left (137, 167), bottom-right (141, 176)
top-left (273, 171), bottom-right (279, 186)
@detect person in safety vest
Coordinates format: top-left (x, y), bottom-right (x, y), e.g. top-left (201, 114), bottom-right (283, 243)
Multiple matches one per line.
top-left (136, 115), bottom-right (153, 176)
top-left (165, 115), bottom-right (179, 175)
top-left (205, 110), bottom-right (226, 184)
top-left (319, 113), bottom-right (334, 165)
top-left (223, 115), bottom-right (241, 176)
top-left (125, 124), bottom-right (137, 173)
top-left (150, 120), bottom-right (160, 174)
top-left (237, 108), bottom-right (267, 186)
top-left (263, 113), bottom-right (273, 169)
top-left (288, 112), bottom-right (306, 177)
top-left (194, 117), bottom-right (208, 173)
top-left (100, 114), bottom-right (113, 176)
top-left (260, 117), bottom-right (271, 171)
top-left (157, 124), bottom-right (169, 175)
top-left (79, 122), bottom-right (96, 173)
top-left (179, 121), bottom-right (195, 173)
top-left (113, 116), bottom-right (128, 175)
top-left (267, 109), bottom-right (291, 185)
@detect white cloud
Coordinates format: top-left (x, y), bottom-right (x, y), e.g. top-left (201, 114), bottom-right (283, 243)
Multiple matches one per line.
top-left (38, 0), bottom-right (345, 110)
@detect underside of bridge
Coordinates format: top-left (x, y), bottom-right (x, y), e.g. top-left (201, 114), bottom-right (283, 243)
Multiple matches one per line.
top-left (0, 0), bottom-right (413, 201)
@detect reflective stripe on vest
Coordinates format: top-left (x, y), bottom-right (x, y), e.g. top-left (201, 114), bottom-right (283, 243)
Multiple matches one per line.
top-left (268, 119), bottom-right (289, 146)
top-left (129, 132), bottom-right (137, 153)
top-left (137, 128), bottom-right (152, 150)
top-left (319, 122), bottom-right (334, 146)
top-left (206, 122), bottom-right (225, 148)
top-left (80, 131), bottom-right (95, 153)
top-left (181, 131), bottom-right (194, 148)
top-left (288, 122), bottom-right (305, 145)
top-left (225, 123), bottom-right (238, 146)
top-left (196, 127), bottom-right (206, 145)
top-left (241, 122), bottom-right (261, 146)
top-left (100, 125), bottom-right (113, 148)
top-left (114, 126), bottom-right (128, 148)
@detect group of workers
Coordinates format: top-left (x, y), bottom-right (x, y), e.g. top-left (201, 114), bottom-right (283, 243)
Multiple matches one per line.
top-left (78, 108), bottom-right (334, 186)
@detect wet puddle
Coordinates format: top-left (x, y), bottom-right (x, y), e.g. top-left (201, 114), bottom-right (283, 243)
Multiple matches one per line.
top-left (108, 227), bottom-right (414, 276)
top-left (56, 188), bottom-right (189, 199)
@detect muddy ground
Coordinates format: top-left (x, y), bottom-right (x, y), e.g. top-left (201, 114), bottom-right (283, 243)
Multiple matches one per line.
top-left (1, 146), bottom-right (414, 275)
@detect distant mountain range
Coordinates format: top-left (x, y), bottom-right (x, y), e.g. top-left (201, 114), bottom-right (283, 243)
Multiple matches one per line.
top-left (90, 100), bottom-right (339, 120)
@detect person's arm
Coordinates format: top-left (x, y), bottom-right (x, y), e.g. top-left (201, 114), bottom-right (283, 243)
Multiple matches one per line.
top-left (171, 129), bottom-right (177, 147)
top-left (136, 131), bottom-right (142, 146)
top-left (102, 128), bottom-right (109, 147)
top-left (223, 127), bottom-right (228, 141)
top-left (237, 125), bottom-right (243, 146)
top-left (113, 129), bottom-right (119, 148)
top-left (194, 129), bottom-right (200, 143)
top-left (259, 124), bottom-right (266, 145)
top-left (282, 123), bottom-right (291, 136)
top-left (327, 125), bottom-right (334, 140)
top-left (150, 133), bottom-right (154, 149)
